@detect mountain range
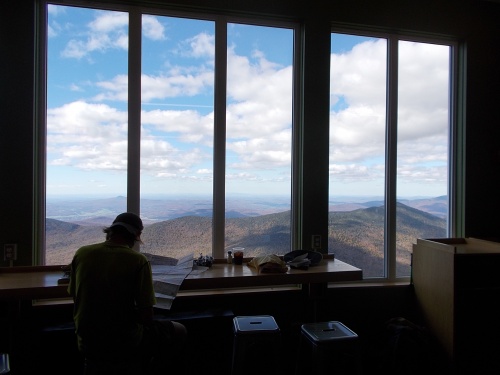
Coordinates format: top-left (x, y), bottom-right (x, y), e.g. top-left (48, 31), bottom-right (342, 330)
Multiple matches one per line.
top-left (45, 197), bottom-right (446, 278)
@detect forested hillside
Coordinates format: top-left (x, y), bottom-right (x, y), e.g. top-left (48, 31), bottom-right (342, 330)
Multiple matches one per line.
top-left (46, 202), bottom-right (446, 274)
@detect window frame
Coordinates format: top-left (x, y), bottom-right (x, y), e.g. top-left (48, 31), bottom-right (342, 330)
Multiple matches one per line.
top-left (34, 1), bottom-right (465, 284)
top-left (329, 25), bottom-right (465, 282)
top-left (36, 0), bottom-right (302, 263)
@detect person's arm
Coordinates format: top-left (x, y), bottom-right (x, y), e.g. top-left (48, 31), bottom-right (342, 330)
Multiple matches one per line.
top-left (67, 258), bottom-right (77, 297)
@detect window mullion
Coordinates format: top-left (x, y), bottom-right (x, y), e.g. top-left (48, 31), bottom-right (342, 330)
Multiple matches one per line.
top-left (385, 36), bottom-right (398, 280)
top-left (36, 0), bottom-right (49, 265)
top-left (292, 23), bottom-right (305, 251)
top-left (128, 9), bottom-right (142, 215)
top-left (450, 43), bottom-right (465, 238)
top-left (212, 17), bottom-right (227, 259)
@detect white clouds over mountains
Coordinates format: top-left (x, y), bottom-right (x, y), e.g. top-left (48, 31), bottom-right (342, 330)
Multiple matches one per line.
top-left (46, 7), bottom-right (449, 196)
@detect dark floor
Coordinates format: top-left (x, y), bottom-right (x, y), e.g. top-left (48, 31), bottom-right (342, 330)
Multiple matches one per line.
top-left (6, 312), bottom-right (455, 375)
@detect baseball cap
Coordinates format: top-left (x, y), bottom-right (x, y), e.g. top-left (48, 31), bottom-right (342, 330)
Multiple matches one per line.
top-left (110, 212), bottom-right (144, 236)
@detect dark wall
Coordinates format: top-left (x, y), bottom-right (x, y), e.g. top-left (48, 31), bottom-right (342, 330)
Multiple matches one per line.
top-left (1, 3), bottom-right (499, 373)
top-left (0, 0), bottom-right (37, 265)
top-left (462, 6), bottom-right (500, 237)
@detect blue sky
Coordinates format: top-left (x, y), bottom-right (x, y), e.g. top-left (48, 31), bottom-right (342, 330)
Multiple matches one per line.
top-left (46, 4), bottom-right (450, 200)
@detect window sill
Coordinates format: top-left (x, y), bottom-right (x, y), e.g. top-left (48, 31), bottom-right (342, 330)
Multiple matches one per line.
top-left (29, 280), bottom-right (410, 307)
top-left (177, 284), bottom-right (302, 297)
top-left (328, 279), bottom-right (411, 288)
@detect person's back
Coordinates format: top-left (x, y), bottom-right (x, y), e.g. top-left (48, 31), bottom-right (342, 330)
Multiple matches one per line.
top-left (68, 212), bottom-right (187, 373)
top-left (70, 241), bottom-right (155, 359)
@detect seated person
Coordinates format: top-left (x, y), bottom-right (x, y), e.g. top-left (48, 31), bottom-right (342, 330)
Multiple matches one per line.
top-left (68, 212), bottom-right (187, 374)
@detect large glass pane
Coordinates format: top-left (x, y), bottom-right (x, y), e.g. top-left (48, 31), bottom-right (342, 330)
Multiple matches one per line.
top-left (329, 34), bottom-right (387, 277)
top-left (226, 24), bottom-right (294, 257)
top-left (46, 5), bottom-right (128, 265)
top-left (396, 41), bottom-right (449, 277)
top-left (139, 15), bottom-right (215, 260)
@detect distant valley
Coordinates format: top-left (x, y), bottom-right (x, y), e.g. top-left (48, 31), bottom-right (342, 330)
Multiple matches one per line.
top-left (46, 196), bottom-right (446, 277)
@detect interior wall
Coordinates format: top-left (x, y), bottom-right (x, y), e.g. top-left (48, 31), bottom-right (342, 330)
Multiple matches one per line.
top-left (0, 0), bottom-right (37, 266)
top-left (1, 3), bottom-right (499, 374)
top-left (462, 8), bottom-right (500, 238)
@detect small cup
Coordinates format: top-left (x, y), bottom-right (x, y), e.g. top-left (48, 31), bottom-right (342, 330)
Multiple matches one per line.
top-left (232, 247), bottom-right (245, 265)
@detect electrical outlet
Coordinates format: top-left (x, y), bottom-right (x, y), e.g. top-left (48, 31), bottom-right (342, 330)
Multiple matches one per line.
top-left (311, 235), bottom-right (321, 249)
top-left (4, 244), bottom-right (17, 261)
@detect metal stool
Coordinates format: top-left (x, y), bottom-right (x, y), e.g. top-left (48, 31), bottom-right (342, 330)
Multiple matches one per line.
top-left (231, 315), bottom-right (281, 375)
top-left (0, 353), bottom-right (10, 374)
top-left (296, 321), bottom-right (361, 375)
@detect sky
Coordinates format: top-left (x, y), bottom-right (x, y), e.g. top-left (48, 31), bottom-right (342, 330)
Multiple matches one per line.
top-left (46, 4), bottom-right (450, 200)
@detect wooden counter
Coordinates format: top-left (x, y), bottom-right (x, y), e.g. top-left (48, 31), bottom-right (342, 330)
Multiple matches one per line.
top-left (0, 259), bottom-right (362, 300)
top-left (181, 258), bottom-right (362, 290)
top-left (0, 265), bottom-right (67, 299)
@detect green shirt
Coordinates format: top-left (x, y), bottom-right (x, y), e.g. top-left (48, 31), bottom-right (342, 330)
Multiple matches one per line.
top-left (68, 241), bottom-right (156, 356)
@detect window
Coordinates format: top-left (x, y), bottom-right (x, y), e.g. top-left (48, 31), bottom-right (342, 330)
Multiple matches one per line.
top-left (224, 23), bottom-right (293, 256)
top-left (45, 6), bottom-right (130, 265)
top-left (44, 2), bottom-right (294, 264)
top-left (329, 31), bottom-right (454, 279)
top-left (40, 1), bottom-right (461, 283)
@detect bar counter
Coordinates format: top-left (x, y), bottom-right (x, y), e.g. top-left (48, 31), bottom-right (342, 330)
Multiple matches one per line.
top-left (0, 259), bottom-right (362, 300)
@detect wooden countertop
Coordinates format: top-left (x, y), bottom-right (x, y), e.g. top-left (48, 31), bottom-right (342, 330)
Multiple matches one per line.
top-left (0, 266), bottom-right (66, 299)
top-left (0, 259), bottom-right (362, 300)
top-left (180, 259), bottom-right (362, 290)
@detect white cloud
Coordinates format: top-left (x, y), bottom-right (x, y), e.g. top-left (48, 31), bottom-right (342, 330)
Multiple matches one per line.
top-left (47, 101), bottom-right (211, 177)
top-left (227, 129), bottom-right (292, 170)
top-left (329, 163), bottom-right (379, 181)
top-left (48, 4), bottom-right (64, 16)
top-left (61, 11), bottom-right (128, 59)
top-left (88, 11), bottom-right (128, 33)
top-left (181, 33), bottom-right (215, 59)
top-left (140, 138), bottom-right (206, 175)
top-left (329, 39), bottom-right (450, 191)
top-left (225, 46), bottom-right (293, 141)
top-left (197, 168), bottom-right (212, 174)
top-left (47, 11), bottom-right (450, 196)
top-left (47, 24), bottom-right (57, 38)
top-left (93, 31), bottom-right (215, 102)
top-left (142, 109), bottom-right (213, 146)
top-left (142, 15), bottom-right (166, 40)
top-left (48, 101), bottom-right (127, 136)
top-left (47, 101), bottom-right (127, 170)
top-left (70, 84), bottom-right (83, 92)
top-left (50, 27), bottom-right (293, 181)
top-left (141, 70), bottom-right (214, 101)
top-left (330, 39), bottom-right (387, 107)
top-left (93, 74), bottom-right (128, 101)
